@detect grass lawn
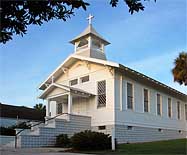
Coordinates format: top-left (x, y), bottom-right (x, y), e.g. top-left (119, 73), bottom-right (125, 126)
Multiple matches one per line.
top-left (77, 139), bottom-right (187, 155)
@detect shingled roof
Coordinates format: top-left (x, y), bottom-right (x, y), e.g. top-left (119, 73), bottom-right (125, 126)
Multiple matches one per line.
top-left (0, 103), bottom-right (45, 121)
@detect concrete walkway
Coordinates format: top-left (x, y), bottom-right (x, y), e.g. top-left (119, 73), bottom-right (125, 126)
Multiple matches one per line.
top-left (0, 148), bottom-right (94, 155)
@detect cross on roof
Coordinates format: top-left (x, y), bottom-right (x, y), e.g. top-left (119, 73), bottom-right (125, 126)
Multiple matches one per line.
top-left (87, 14), bottom-right (94, 25)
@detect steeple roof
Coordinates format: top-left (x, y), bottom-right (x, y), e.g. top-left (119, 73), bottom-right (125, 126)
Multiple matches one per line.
top-left (70, 24), bottom-right (110, 45)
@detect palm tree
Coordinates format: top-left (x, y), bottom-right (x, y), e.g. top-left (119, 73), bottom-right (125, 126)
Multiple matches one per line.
top-left (172, 52), bottom-right (187, 86)
top-left (34, 103), bottom-right (46, 111)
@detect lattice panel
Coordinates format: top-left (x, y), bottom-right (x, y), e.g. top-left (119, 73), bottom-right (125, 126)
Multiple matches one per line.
top-left (97, 80), bottom-right (106, 107)
top-left (98, 80), bottom-right (106, 95)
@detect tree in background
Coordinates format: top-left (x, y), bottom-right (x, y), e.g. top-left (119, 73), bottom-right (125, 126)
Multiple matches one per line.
top-left (172, 52), bottom-right (187, 86)
top-left (34, 103), bottom-right (46, 112)
top-left (0, 0), bottom-right (156, 44)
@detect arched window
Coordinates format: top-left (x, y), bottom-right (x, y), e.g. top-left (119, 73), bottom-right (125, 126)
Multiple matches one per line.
top-left (77, 39), bottom-right (88, 50)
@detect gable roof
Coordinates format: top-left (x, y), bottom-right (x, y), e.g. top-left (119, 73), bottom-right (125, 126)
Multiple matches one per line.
top-left (38, 55), bottom-right (187, 102)
top-left (39, 83), bottom-right (95, 99)
top-left (38, 54), bottom-right (119, 90)
top-left (0, 103), bottom-right (45, 121)
top-left (70, 24), bottom-right (110, 45)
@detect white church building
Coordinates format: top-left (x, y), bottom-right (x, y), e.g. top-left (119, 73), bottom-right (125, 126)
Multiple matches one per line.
top-left (5, 16), bottom-right (187, 148)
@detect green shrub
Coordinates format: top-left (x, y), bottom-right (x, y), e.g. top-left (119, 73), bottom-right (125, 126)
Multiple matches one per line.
top-left (0, 126), bottom-right (15, 136)
top-left (10, 122), bottom-right (31, 129)
top-left (11, 122), bottom-right (31, 129)
top-left (0, 122), bottom-right (32, 136)
top-left (71, 130), bottom-right (111, 150)
top-left (56, 134), bottom-right (71, 147)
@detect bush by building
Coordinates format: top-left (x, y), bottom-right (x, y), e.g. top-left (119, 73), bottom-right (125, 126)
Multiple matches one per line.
top-left (0, 122), bottom-right (31, 136)
top-left (71, 130), bottom-right (111, 150)
top-left (56, 134), bottom-right (71, 147)
top-left (0, 126), bottom-right (15, 136)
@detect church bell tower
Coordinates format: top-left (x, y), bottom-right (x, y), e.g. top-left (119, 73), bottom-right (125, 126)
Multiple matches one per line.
top-left (70, 14), bottom-right (110, 60)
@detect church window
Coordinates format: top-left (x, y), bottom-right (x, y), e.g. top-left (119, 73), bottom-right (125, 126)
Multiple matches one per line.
top-left (185, 104), bottom-right (187, 120)
top-left (168, 98), bottom-right (172, 118)
top-left (57, 103), bottom-right (63, 114)
top-left (177, 101), bottom-right (180, 120)
top-left (97, 80), bottom-right (106, 107)
top-left (80, 75), bottom-right (89, 83)
top-left (70, 79), bottom-right (78, 86)
top-left (127, 82), bottom-right (133, 110)
top-left (157, 94), bottom-right (162, 115)
top-left (144, 89), bottom-right (149, 112)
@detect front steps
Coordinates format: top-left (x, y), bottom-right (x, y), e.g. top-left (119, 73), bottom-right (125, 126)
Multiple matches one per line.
top-left (2, 114), bottom-right (91, 148)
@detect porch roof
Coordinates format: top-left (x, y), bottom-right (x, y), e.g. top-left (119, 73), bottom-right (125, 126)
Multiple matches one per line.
top-left (38, 83), bottom-right (95, 99)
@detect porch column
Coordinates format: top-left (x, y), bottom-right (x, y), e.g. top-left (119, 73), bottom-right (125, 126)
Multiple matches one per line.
top-left (47, 99), bottom-right (50, 116)
top-left (68, 93), bottom-right (72, 114)
top-left (45, 99), bottom-right (50, 124)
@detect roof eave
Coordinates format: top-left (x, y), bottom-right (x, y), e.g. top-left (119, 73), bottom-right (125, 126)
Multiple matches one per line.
top-left (70, 33), bottom-right (110, 45)
top-left (118, 64), bottom-right (187, 102)
top-left (38, 55), bottom-right (74, 90)
top-left (38, 83), bottom-right (70, 99)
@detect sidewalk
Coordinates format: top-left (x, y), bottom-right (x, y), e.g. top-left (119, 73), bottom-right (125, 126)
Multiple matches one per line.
top-left (0, 147), bottom-right (94, 155)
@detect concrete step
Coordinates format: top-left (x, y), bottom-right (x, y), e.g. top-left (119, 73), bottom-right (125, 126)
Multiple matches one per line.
top-left (1, 139), bottom-right (15, 148)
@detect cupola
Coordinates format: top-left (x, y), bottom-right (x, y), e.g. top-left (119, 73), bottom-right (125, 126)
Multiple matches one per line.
top-left (70, 14), bottom-right (110, 60)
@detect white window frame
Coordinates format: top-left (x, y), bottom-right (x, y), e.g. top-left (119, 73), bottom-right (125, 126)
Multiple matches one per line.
top-left (126, 82), bottom-right (134, 110)
top-left (143, 88), bottom-right (150, 113)
top-left (156, 93), bottom-right (162, 116)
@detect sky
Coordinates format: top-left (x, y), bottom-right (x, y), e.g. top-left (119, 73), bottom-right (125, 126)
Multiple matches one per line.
top-left (0, 0), bottom-right (187, 108)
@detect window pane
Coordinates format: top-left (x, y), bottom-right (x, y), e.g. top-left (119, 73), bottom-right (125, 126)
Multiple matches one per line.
top-left (127, 96), bottom-right (133, 109)
top-left (168, 98), bottom-right (172, 118)
top-left (157, 94), bottom-right (161, 115)
top-left (81, 75), bottom-right (89, 83)
top-left (127, 83), bottom-right (133, 109)
top-left (127, 83), bottom-right (133, 97)
top-left (70, 79), bottom-right (78, 86)
top-left (144, 89), bottom-right (149, 112)
top-left (177, 101), bottom-right (180, 119)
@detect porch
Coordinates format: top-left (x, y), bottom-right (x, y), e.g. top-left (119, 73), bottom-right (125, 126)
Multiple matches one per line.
top-left (39, 83), bottom-right (95, 118)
